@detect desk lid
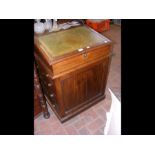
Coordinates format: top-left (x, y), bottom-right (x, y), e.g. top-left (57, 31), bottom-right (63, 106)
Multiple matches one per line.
top-left (35, 26), bottom-right (110, 60)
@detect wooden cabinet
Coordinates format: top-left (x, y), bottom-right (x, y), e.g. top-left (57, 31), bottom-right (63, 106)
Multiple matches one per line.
top-left (58, 58), bottom-right (110, 116)
top-left (34, 25), bottom-right (112, 122)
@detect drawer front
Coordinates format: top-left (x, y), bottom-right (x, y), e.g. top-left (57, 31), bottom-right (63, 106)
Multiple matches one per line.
top-left (35, 58), bottom-right (54, 94)
top-left (39, 73), bottom-right (54, 93)
top-left (36, 64), bottom-right (53, 85)
top-left (41, 79), bottom-right (54, 99)
top-left (42, 83), bottom-right (59, 112)
top-left (52, 45), bottom-right (111, 76)
top-left (35, 54), bottom-right (60, 111)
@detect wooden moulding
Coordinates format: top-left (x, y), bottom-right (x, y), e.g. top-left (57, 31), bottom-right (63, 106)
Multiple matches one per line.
top-left (46, 93), bottom-right (106, 123)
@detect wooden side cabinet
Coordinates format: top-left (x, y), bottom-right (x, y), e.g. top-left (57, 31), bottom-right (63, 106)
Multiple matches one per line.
top-left (34, 25), bottom-right (112, 122)
top-left (56, 57), bottom-right (111, 119)
top-left (34, 63), bottom-right (50, 119)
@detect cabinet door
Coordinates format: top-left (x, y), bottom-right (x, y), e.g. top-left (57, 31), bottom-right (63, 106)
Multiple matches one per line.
top-left (60, 57), bottom-right (110, 114)
top-left (102, 57), bottom-right (111, 93)
top-left (75, 63), bottom-right (104, 105)
top-left (86, 64), bottom-right (103, 100)
top-left (61, 74), bottom-right (77, 112)
top-left (75, 71), bottom-right (87, 107)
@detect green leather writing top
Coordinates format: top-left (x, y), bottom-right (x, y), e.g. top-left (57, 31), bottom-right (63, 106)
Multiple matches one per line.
top-left (37, 26), bottom-right (109, 58)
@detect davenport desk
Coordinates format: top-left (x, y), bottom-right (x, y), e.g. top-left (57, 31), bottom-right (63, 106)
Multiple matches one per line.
top-left (34, 25), bottom-right (113, 122)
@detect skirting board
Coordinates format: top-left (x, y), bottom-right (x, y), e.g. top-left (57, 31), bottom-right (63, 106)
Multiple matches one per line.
top-left (104, 88), bottom-right (121, 135)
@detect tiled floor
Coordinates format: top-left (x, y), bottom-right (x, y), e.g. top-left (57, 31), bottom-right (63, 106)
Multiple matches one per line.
top-left (102, 24), bottom-right (121, 101)
top-left (35, 89), bottom-right (111, 135)
top-left (34, 24), bottom-right (121, 135)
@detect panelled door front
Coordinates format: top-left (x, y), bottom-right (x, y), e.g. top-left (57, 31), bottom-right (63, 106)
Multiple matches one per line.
top-left (59, 57), bottom-right (110, 115)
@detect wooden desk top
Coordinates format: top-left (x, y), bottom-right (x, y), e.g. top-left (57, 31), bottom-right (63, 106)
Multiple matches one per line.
top-left (35, 26), bottom-right (110, 59)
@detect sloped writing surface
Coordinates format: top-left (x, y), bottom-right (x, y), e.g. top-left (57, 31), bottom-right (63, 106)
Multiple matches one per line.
top-left (37, 26), bottom-right (108, 58)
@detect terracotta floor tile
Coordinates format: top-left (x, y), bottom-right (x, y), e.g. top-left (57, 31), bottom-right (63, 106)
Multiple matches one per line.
top-left (92, 101), bottom-right (105, 111)
top-left (78, 127), bottom-right (90, 135)
top-left (96, 107), bottom-right (107, 120)
top-left (64, 126), bottom-right (78, 135)
top-left (80, 115), bottom-right (94, 125)
top-left (63, 115), bottom-right (80, 127)
top-left (73, 118), bottom-right (86, 129)
top-left (48, 115), bottom-right (59, 125)
top-left (84, 109), bottom-right (98, 120)
top-left (35, 128), bottom-right (52, 135)
top-left (50, 121), bottom-right (62, 131)
top-left (34, 120), bottom-right (41, 132)
top-left (93, 129), bottom-right (104, 135)
top-left (87, 118), bottom-right (105, 133)
top-left (53, 127), bottom-right (67, 135)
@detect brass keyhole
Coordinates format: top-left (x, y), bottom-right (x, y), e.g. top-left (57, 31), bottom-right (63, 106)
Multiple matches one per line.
top-left (83, 53), bottom-right (87, 59)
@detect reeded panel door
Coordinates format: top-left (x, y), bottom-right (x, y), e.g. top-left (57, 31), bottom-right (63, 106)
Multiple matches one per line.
top-left (86, 64), bottom-right (103, 100)
top-left (61, 75), bottom-right (76, 112)
top-left (75, 71), bottom-right (87, 106)
top-left (60, 57), bottom-right (110, 114)
top-left (61, 72), bottom-right (88, 113)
